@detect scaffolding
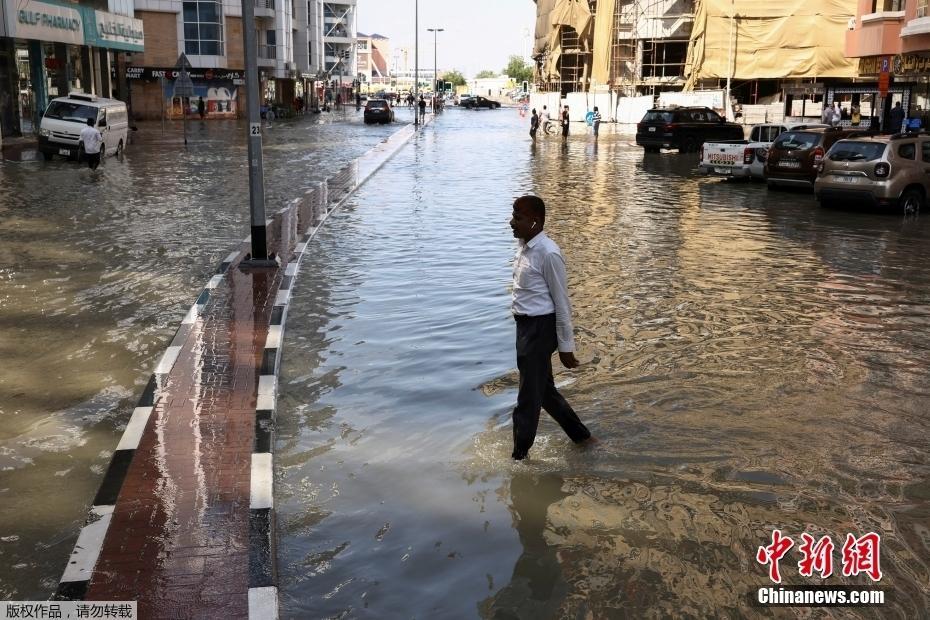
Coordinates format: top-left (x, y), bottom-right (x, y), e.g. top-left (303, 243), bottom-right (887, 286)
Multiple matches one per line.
top-left (535, 0), bottom-right (597, 95)
top-left (609, 0), bottom-right (694, 97)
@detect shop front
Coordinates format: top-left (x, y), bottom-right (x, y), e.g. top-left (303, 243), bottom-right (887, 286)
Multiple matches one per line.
top-left (856, 54), bottom-right (928, 131)
top-left (126, 66), bottom-right (245, 120)
top-left (0, 0), bottom-right (143, 138)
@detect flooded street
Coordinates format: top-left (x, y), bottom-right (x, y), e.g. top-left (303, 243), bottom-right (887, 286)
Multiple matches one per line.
top-left (276, 109), bottom-right (930, 617)
top-left (0, 108), bottom-right (410, 599)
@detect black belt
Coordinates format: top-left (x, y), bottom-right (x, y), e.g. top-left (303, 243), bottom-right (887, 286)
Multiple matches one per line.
top-left (513, 313), bottom-right (554, 321)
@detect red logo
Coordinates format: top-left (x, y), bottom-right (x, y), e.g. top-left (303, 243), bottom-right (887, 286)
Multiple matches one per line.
top-left (756, 529), bottom-right (794, 584)
top-left (757, 530), bottom-right (882, 584)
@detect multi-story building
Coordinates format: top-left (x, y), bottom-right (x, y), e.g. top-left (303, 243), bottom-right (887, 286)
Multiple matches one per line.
top-left (846, 0), bottom-right (930, 127)
top-left (127, 0), bottom-right (299, 120)
top-left (0, 0), bottom-right (144, 137)
top-left (532, 0), bottom-right (694, 96)
top-left (296, 0), bottom-right (355, 101)
top-left (609, 0), bottom-right (694, 96)
top-left (356, 31), bottom-right (389, 89)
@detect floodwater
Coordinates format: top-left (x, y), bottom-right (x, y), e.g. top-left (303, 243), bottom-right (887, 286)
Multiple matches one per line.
top-left (276, 109), bottom-right (930, 617)
top-left (0, 108), bottom-right (409, 599)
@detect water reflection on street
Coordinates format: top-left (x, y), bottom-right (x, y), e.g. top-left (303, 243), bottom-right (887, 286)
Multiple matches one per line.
top-left (0, 109), bottom-right (406, 598)
top-left (277, 109), bottom-right (930, 617)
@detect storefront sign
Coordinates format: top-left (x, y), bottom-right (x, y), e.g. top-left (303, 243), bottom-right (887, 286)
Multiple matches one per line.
top-left (91, 11), bottom-right (144, 52)
top-left (860, 54), bottom-right (930, 76)
top-left (4, 0), bottom-right (144, 50)
top-left (6, 0), bottom-right (84, 45)
top-left (127, 67), bottom-right (244, 81)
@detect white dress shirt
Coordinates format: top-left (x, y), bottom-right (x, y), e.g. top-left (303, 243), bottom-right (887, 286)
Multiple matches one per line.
top-left (80, 125), bottom-right (103, 155)
top-left (511, 231), bottom-right (575, 352)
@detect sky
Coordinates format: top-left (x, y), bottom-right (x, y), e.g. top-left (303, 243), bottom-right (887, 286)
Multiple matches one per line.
top-left (356, 0), bottom-right (537, 79)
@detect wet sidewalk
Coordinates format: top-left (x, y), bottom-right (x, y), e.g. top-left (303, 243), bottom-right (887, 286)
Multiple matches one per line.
top-left (55, 118), bottom-right (426, 618)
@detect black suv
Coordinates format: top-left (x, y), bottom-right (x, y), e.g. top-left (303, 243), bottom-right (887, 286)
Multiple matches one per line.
top-left (636, 107), bottom-right (743, 153)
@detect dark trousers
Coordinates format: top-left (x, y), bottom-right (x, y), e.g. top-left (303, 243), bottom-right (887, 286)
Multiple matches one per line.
top-left (512, 314), bottom-right (590, 459)
top-left (561, 122), bottom-right (569, 137)
top-left (86, 152), bottom-right (101, 170)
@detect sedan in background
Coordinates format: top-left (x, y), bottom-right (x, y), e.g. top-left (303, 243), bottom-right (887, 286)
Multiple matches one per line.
top-left (462, 96), bottom-right (501, 110)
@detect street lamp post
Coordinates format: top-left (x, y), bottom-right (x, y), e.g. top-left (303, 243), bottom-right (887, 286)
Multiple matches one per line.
top-left (414, 0), bottom-right (419, 126)
top-left (240, 0), bottom-right (271, 263)
top-left (427, 28), bottom-right (443, 113)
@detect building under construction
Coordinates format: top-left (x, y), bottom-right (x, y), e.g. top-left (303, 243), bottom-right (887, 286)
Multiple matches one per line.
top-left (533, 0), bottom-right (695, 96)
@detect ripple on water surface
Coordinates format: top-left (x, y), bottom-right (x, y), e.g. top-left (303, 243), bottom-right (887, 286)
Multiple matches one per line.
top-left (277, 109), bottom-right (930, 617)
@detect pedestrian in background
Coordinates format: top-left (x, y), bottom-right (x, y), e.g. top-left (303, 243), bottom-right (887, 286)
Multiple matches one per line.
top-left (509, 195), bottom-right (594, 460)
top-left (530, 108), bottom-right (539, 141)
top-left (561, 105), bottom-right (570, 138)
top-left (418, 95), bottom-right (426, 120)
top-left (890, 101), bottom-right (905, 133)
top-left (592, 106), bottom-right (602, 138)
top-left (80, 117), bottom-right (103, 170)
top-left (821, 103), bottom-right (832, 124)
top-left (197, 96), bottom-right (206, 120)
top-left (541, 106), bottom-right (552, 135)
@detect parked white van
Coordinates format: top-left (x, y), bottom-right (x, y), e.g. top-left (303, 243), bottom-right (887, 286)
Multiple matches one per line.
top-left (38, 93), bottom-right (129, 161)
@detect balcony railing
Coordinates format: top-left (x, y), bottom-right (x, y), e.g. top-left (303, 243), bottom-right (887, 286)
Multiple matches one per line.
top-left (255, 0), bottom-right (274, 10)
top-left (258, 44), bottom-right (277, 59)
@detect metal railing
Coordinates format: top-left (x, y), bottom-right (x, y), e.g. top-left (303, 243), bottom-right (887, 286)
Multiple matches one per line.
top-left (258, 44), bottom-right (277, 59)
top-left (255, 0), bottom-right (274, 10)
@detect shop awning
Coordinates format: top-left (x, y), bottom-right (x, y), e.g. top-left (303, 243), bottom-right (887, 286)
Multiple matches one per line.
top-left (685, 0), bottom-right (858, 89)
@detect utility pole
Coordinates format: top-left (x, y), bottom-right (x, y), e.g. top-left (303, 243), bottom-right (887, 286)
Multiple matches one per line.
top-left (414, 0), bottom-right (419, 126)
top-left (427, 28), bottom-right (443, 113)
top-left (726, 6), bottom-right (737, 121)
top-left (240, 0), bottom-right (272, 263)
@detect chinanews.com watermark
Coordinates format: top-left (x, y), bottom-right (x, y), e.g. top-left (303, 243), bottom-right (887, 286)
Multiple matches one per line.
top-left (753, 529), bottom-right (886, 608)
top-left (0, 601), bottom-right (136, 619)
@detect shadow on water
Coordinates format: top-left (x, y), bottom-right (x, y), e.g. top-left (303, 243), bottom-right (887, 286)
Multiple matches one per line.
top-left (479, 473), bottom-right (569, 620)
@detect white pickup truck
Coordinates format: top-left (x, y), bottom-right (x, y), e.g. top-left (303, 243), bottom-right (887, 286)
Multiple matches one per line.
top-left (698, 122), bottom-right (831, 179)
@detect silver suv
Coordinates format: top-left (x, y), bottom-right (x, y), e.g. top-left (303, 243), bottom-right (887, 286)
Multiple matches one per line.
top-left (814, 134), bottom-right (930, 213)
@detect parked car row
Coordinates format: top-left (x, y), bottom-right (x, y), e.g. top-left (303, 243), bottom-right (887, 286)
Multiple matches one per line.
top-left (637, 107), bottom-right (924, 212)
top-left (636, 106), bottom-right (743, 153)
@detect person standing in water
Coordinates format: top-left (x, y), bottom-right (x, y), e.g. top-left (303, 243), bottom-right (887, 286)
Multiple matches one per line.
top-left (508, 195), bottom-right (594, 460)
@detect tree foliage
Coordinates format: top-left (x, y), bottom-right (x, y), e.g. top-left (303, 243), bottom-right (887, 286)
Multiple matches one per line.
top-left (503, 55), bottom-right (533, 83)
top-left (475, 70), bottom-right (498, 79)
top-left (441, 70), bottom-right (467, 86)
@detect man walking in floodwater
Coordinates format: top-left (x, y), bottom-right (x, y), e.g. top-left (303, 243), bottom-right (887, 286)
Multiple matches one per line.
top-left (80, 117), bottom-right (103, 170)
top-left (509, 195), bottom-right (593, 460)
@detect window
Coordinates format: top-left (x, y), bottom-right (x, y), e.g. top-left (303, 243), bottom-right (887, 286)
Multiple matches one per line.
top-left (688, 110), bottom-right (707, 122)
top-left (706, 110), bottom-right (722, 122)
top-left (773, 132), bottom-right (820, 150)
top-left (828, 141), bottom-right (887, 161)
top-left (919, 0), bottom-right (929, 18)
top-left (872, 0), bottom-right (903, 11)
top-left (898, 142), bottom-right (916, 160)
top-left (183, 0), bottom-right (224, 56)
top-left (642, 111), bottom-right (673, 123)
top-left (921, 140), bottom-right (930, 162)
